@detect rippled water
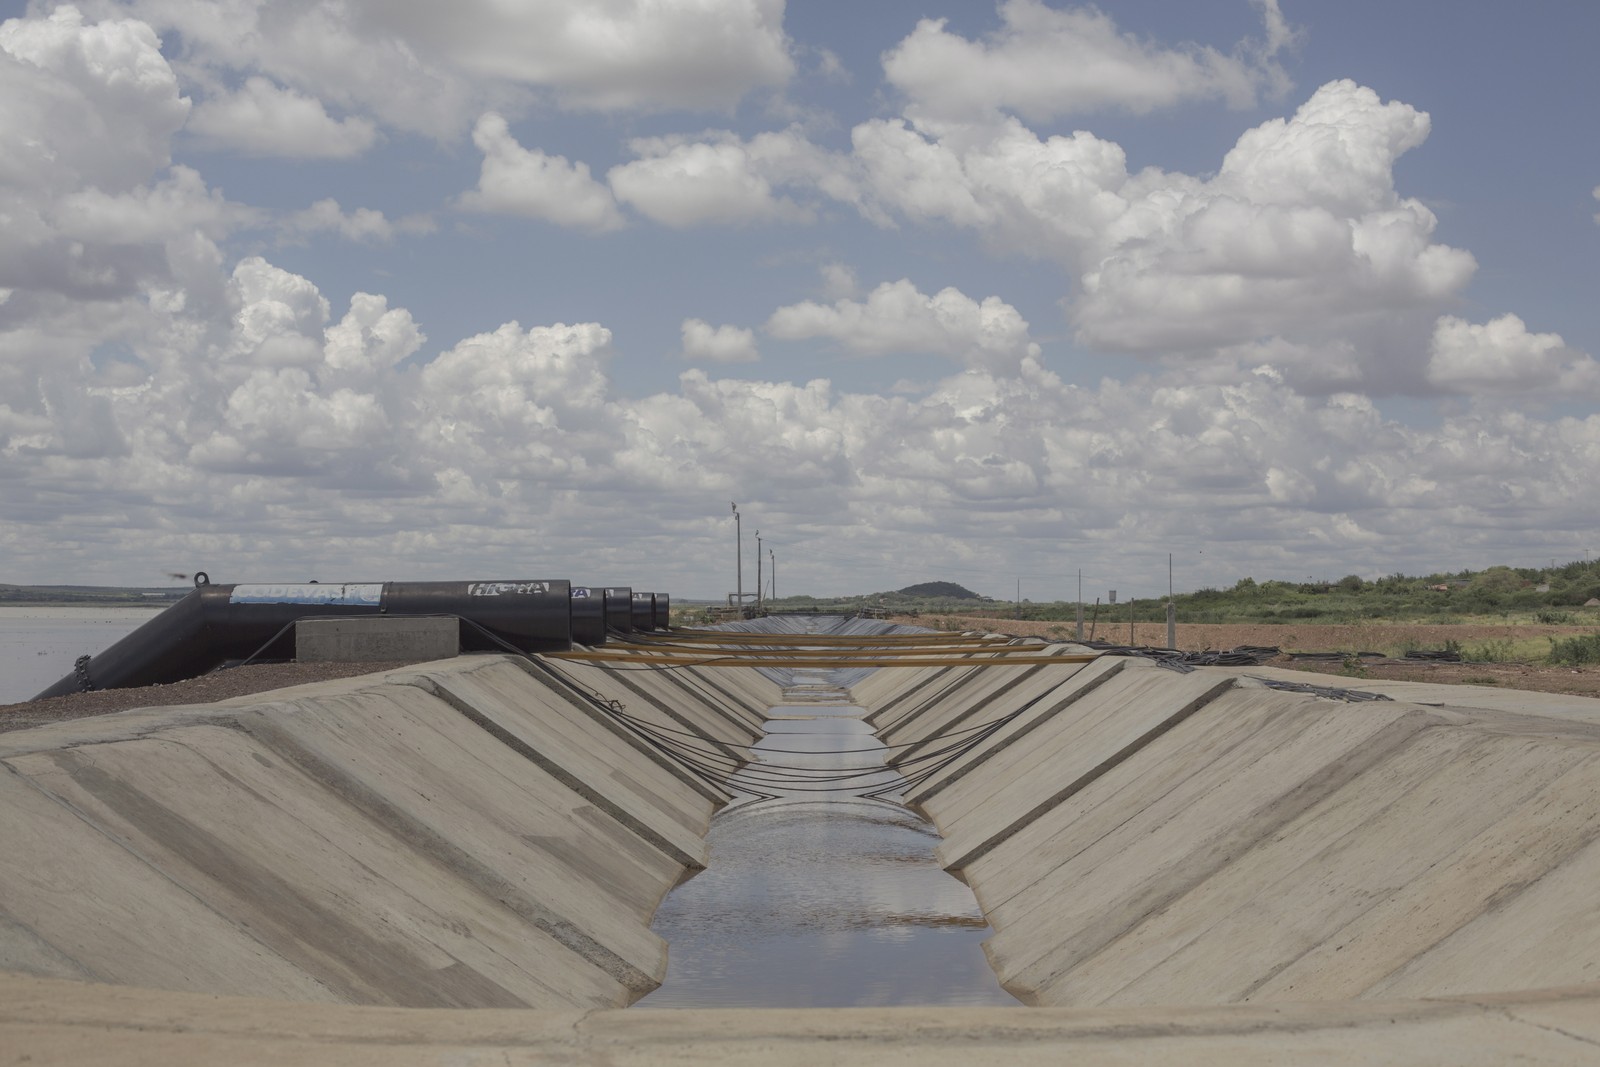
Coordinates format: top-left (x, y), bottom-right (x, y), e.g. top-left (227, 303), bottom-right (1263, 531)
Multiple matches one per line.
top-left (635, 696), bottom-right (1017, 1009)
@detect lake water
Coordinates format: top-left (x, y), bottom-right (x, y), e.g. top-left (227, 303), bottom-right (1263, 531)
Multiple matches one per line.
top-left (0, 606), bottom-right (166, 704)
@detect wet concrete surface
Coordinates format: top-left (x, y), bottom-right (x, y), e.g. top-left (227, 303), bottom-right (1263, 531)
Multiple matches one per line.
top-left (635, 687), bottom-right (1017, 1009)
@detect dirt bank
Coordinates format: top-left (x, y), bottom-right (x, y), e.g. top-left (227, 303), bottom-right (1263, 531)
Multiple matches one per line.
top-left (909, 615), bottom-right (1600, 699)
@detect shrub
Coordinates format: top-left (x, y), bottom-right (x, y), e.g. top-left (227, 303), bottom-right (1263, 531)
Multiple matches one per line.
top-left (1465, 639), bottom-right (1516, 663)
top-left (1536, 610), bottom-right (1574, 624)
top-left (1548, 633), bottom-right (1600, 666)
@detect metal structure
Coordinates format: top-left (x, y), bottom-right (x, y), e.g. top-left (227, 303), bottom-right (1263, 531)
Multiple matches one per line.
top-left (630, 591), bottom-right (657, 631)
top-left (35, 576), bottom-right (579, 699)
top-left (604, 587), bottom-right (634, 633)
top-left (569, 586), bottom-right (606, 646)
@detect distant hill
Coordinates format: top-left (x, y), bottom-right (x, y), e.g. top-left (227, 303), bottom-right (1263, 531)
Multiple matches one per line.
top-left (896, 581), bottom-right (980, 599)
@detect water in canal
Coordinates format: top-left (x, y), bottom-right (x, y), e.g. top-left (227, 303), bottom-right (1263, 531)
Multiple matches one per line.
top-left (634, 680), bottom-right (1018, 1009)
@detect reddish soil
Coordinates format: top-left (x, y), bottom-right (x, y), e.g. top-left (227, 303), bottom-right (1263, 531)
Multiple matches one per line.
top-left (907, 615), bottom-right (1600, 699)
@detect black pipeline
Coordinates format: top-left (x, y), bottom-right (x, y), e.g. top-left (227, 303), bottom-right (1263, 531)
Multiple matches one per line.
top-left (36, 576), bottom-right (669, 699)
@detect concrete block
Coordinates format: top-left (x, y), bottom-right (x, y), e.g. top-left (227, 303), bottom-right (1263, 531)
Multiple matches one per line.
top-left (295, 616), bottom-right (458, 662)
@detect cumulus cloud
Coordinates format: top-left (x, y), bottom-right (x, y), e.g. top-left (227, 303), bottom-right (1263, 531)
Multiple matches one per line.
top-left (5, 242), bottom-right (1600, 594)
top-left (279, 198), bottom-right (435, 244)
top-left (766, 279), bottom-right (1041, 374)
top-left (347, 0), bottom-right (794, 112)
top-left (107, 0), bottom-right (480, 139)
top-left (608, 128), bottom-right (850, 227)
top-left (1426, 314), bottom-right (1600, 398)
top-left (111, 0), bottom-right (791, 146)
top-left (849, 80), bottom-right (1475, 390)
top-left (458, 112), bottom-right (624, 231)
top-left (882, 0), bottom-right (1293, 123)
top-left (818, 262), bottom-right (859, 300)
top-left (681, 319), bottom-right (760, 363)
top-left (0, 5), bottom-right (190, 192)
top-left (186, 76), bottom-right (378, 158)
top-left (0, 3), bottom-right (250, 330)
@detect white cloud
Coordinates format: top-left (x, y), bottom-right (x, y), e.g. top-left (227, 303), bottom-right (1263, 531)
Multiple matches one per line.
top-left (0, 4), bottom-right (249, 315)
top-left (458, 112), bottom-right (624, 232)
top-left (681, 318), bottom-right (760, 364)
top-left (766, 279), bottom-right (1041, 374)
top-left (608, 129), bottom-right (834, 227)
top-left (1426, 314), bottom-right (1600, 398)
top-left (0, 5), bottom-right (190, 192)
top-left (112, 0), bottom-right (479, 139)
top-left (186, 76), bottom-right (378, 158)
top-left (850, 81), bottom-right (1476, 390)
top-left (346, 0), bottom-right (794, 112)
top-left (5, 242), bottom-right (1600, 594)
top-left (280, 198), bottom-right (435, 244)
top-left (111, 0), bottom-right (791, 146)
top-left (882, 0), bottom-right (1293, 124)
top-left (818, 262), bottom-right (858, 300)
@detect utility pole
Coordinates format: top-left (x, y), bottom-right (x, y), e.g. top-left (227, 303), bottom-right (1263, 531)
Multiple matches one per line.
top-left (770, 548), bottom-right (776, 600)
top-left (1076, 568), bottom-right (1083, 640)
top-left (755, 531), bottom-right (762, 613)
top-left (1168, 552), bottom-right (1176, 650)
top-left (731, 502), bottom-right (741, 612)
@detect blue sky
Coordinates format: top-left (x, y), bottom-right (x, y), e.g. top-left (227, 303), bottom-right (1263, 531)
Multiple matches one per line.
top-left (2, 0), bottom-right (1597, 602)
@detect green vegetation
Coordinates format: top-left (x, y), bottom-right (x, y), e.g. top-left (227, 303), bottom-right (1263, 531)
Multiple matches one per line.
top-left (1548, 633), bottom-right (1600, 665)
top-left (896, 581), bottom-right (980, 599)
top-left (713, 558), bottom-right (1600, 631)
top-left (1155, 562), bottom-right (1600, 625)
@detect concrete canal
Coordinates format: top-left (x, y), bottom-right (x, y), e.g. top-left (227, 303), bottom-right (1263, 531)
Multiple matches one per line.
top-left (636, 676), bottom-right (1016, 1008)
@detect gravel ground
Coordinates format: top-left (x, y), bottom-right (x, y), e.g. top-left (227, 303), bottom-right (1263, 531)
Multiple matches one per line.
top-left (0, 660), bottom-right (431, 734)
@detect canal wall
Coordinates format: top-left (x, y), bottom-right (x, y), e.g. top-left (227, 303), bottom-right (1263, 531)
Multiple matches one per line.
top-left (6, 970), bottom-right (1600, 1064)
top-left (0, 654), bottom-right (779, 1009)
top-left (860, 648), bottom-right (1600, 1009)
top-left (5, 618), bottom-right (1600, 1063)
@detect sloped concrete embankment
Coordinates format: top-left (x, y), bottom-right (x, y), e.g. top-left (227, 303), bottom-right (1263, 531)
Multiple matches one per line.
top-left (859, 647), bottom-right (1600, 1008)
top-left (0, 654), bottom-right (779, 1008)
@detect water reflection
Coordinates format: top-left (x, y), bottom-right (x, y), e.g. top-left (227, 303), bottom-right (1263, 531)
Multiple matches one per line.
top-left (635, 696), bottom-right (1017, 1009)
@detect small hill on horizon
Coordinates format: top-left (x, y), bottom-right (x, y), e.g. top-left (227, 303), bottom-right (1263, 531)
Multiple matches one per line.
top-left (896, 581), bottom-right (980, 599)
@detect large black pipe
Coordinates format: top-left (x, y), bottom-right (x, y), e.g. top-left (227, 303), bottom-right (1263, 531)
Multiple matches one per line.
top-left (630, 592), bottom-right (657, 631)
top-left (569, 586), bottom-right (607, 646)
top-left (35, 577), bottom-right (574, 699)
top-left (652, 592), bottom-right (671, 630)
top-left (604, 587), bottom-right (633, 632)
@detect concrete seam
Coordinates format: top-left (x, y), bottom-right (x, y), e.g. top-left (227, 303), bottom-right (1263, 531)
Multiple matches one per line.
top-left (414, 678), bottom-right (707, 872)
top-left (600, 671), bottom-right (752, 760)
top-left (1023, 708), bottom-right (1453, 1003)
top-left (5, 735), bottom-right (349, 1001)
top-left (671, 668), bottom-right (768, 727)
top-left (872, 664), bottom-right (990, 736)
top-left (943, 677), bottom-right (1240, 873)
top-left (1487, 1003), bottom-right (1600, 1051)
top-left (903, 659), bottom-right (1128, 811)
top-left (892, 663), bottom-right (1054, 765)
top-left (230, 708), bottom-right (663, 996)
top-left (501, 658), bottom-right (730, 805)
top-left (862, 666), bottom-right (957, 728)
